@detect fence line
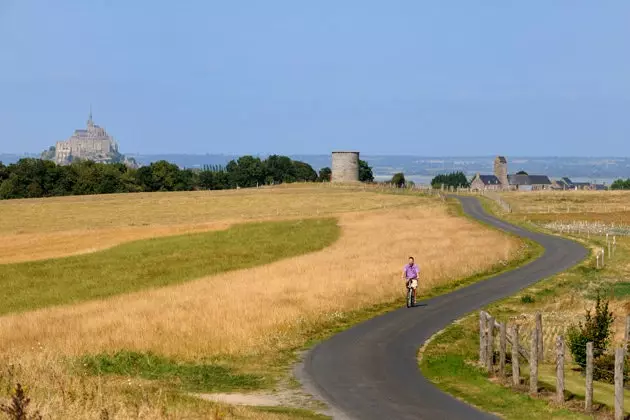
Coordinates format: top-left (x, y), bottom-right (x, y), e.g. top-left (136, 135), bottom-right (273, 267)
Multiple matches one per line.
top-left (481, 190), bottom-right (512, 213)
top-left (480, 310), bottom-right (627, 416)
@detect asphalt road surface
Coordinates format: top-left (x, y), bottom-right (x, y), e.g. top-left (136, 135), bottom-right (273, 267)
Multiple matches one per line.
top-left (300, 196), bottom-right (587, 420)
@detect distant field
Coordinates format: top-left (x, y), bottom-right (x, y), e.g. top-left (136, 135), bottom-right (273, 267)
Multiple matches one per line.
top-left (0, 185), bottom-right (419, 263)
top-left (500, 190), bottom-right (630, 214)
top-left (0, 185), bottom-right (523, 419)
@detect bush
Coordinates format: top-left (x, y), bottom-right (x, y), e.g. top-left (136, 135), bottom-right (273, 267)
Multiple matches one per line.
top-left (391, 173), bottom-right (405, 188)
top-left (591, 353), bottom-right (630, 384)
top-left (567, 293), bottom-right (614, 370)
top-left (359, 160), bottom-right (374, 183)
top-left (520, 295), bottom-right (535, 304)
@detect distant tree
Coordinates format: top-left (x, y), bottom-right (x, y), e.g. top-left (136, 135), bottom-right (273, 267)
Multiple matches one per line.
top-left (0, 176), bottom-right (18, 199)
top-left (135, 166), bottom-right (155, 191)
top-left (198, 169), bottom-right (216, 190)
top-left (391, 173), bottom-right (406, 188)
top-left (359, 160), bottom-right (374, 183)
top-left (318, 167), bottom-right (332, 182)
top-left (264, 155), bottom-right (295, 184)
top-left (293, 161), bottom-right (318, 182)
top-left (0, 162), bottom-right (7, 182)
top-left (431, 172), bottom-right (470, 189)
top-left (226, 156), bottom-right (266, 188)
top-left (516, 170), bottom-right (528, 175)
top-left (149, 160), bottom-right (184, 191)
top-left (611, 178), bottom-right (630, 190)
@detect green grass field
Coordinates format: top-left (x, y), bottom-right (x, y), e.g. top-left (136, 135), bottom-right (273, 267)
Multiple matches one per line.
top-left (420, 322), bottom-right (587, 420)
top-left (0, 218), bottom-right (340, 315)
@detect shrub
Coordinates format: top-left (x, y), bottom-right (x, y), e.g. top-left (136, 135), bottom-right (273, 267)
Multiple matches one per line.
top-left (567, 293), bottom-right (614, 370)
top-left (0, 383), bottom-right (42, 420)
top-left (391, 173), bottom-right (406, 188)
top-left (592, 353), bottom-right (630, 384)
top-left (520, 295), bottom-right (535, 304)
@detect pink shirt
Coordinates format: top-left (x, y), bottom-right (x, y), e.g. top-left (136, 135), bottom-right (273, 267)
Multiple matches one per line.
top-left (403, 263), bottom-right (420, 279)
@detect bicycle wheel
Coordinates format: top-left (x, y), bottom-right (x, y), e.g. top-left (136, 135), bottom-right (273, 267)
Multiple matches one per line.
top-left (406, 288), bottom-right (412, 308)
top-left (411, 290), bottom-right (416, 307)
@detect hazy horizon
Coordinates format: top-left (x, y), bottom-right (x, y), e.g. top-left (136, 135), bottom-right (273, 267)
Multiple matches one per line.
top-left (1, 1), bottom-right (629, 156)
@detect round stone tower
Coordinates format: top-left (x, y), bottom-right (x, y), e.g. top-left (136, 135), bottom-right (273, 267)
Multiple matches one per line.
top-left (331, 151), bottom-right (360, 183)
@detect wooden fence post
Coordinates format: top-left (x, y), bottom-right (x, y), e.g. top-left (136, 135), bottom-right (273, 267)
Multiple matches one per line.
top-left (609, 240), bottom-right (612, 259)
top-left (486, 315), bottom-right (495, 374)
top-left (615, 347), bottom-right (625, 420)
top-left (597, 252), bottom-right (601, 269)
top-left (556, 336), bottom-right (564, 404)
top-left (536, 312), bottom-right (544, 361)
top-left (530, 329), bottom-right (538, 395)
top-left (480, 312), bottom-right (487, 365)
top-left (499, 322), bottom-right (507, 379)
top-left (512, 325), bottom-right (520, 387)
top-left (625, 316), bottom-right (630, 347)
top-left (585, 342), bottom-right (593, 412)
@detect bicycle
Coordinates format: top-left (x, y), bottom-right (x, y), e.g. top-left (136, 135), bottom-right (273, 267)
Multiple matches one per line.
top-left (405, 279), bottom-right (417, 308)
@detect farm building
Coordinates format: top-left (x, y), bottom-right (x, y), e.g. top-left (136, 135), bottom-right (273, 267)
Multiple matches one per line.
top-left (470, 156), bottom-right (552, 191)
top-left (470, 174), bottom-right (503, 191)
top-left (507, 174), bottom-right (552, 191)
top-left (552, 177), bottom-right (608, 191)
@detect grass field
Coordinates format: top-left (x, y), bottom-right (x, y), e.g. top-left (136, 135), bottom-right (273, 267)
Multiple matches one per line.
top-left (1, 218), bottom-right (339, 315)
top-left (422, 190), bottom-right (630, 419)
top-left (0, 185), bottom-right (523, 419)
top-left (500, 190), bottom-right (630, 214)
top-left (0, 185), bottom-right (419, 263)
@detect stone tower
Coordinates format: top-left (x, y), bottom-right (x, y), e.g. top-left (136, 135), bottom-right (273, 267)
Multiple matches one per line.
top-left (331, 151), bottom-right (360, 182)
top-left (494, 156), bottom-right (508, 188)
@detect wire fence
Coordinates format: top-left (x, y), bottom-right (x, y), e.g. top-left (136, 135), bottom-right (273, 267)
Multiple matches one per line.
top-left (480, 310), bottom-right (629, 418)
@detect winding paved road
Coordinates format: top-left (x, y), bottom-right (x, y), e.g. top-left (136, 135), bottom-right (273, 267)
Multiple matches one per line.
top-left (300, 196), bottom-right (587, 420)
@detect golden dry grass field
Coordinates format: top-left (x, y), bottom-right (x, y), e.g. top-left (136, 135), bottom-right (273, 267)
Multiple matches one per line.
top-left (0, 185), bottom-right (522, 419)
top-left (0, 185), bottom-right (418, 263)
top-left (499, 190), bottom-right (630, 215)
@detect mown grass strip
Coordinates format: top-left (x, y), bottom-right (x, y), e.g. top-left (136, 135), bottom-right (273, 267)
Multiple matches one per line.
top-left (1, 218), bottom-right (340, 315)
top-left (79, 351), bottom-right (266, 392)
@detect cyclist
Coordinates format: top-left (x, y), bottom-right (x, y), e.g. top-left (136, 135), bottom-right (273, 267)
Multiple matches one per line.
top-left (402, 256), bottom-right (419, 301)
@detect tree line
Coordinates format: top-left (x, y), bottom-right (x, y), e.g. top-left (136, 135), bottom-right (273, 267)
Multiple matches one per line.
top-left (610, 178), bottom-right (630, 190)
top-left (0, 156), bottom-right (374, 200)
top-left (430, 171), bottom-right (470, 189)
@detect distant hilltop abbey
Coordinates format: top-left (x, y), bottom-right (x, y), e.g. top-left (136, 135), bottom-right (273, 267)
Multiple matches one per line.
top-left (43, 109), bottom-right (135, 167)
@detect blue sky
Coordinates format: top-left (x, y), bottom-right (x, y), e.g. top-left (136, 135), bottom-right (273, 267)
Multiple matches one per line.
top-left (1, 1), bottom-right (629, 156)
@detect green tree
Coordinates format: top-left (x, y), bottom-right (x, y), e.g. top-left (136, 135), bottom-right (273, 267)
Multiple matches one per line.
top-left (515, 170), bottom-right (528, 175)
top-left (567, 293), bottom-right (614, 370)
top-left (611, 178), bottom-right (630, 190)
top-left (264, 155), bottom-right (295, 184)
top-left (359, 160), bottom-right (374, 183)
top-left (293, 161), bottom-right (318, 182)
top-left (226, 156), bottom-right (266, 188)
top-left (391, 173), bottom-right (406, 188)
top-left (150, 160), bottom-right (183, 191)
top-left (318, 167), bottom-right (332, 182)
top-left (431, 172), bottom-right (470, 189)
top-left (0, 162), bottom-right (8, 182)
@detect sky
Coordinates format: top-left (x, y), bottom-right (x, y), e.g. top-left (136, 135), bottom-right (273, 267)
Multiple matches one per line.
top-left (0, 1), bottom-right (629, 156)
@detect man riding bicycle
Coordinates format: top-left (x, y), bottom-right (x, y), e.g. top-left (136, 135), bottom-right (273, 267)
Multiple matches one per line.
top-left (402, 256), bottom-right (419, 301)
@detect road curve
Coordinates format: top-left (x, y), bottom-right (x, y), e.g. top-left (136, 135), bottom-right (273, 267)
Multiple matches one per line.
top-left (300, 196), bottom-right (587, 420)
